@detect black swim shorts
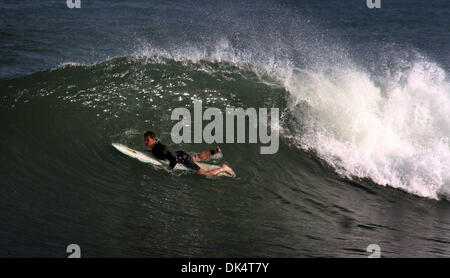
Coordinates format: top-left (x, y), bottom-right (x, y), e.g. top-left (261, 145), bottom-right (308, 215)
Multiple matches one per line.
top-left (175, 151), bottom-right (200, 172)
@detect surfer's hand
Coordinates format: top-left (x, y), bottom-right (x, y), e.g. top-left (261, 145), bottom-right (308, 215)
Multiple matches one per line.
top-left (215, 146), bottom-right (221, 153)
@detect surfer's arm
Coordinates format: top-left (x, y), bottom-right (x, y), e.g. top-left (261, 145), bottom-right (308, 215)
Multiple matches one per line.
top-left (151, 142), bottom-right (178, 170)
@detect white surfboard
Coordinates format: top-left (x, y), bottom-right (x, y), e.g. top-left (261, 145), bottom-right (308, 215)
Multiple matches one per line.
top-left (112, 143), bottom-right (235, 177)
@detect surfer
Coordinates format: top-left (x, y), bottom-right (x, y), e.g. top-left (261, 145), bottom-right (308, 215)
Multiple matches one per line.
top-left (144, 131), bottom-right (234, 177)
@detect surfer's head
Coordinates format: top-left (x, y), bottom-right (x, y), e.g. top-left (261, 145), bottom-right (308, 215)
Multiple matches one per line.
top-left (144, 131), bottom-right (157, 148)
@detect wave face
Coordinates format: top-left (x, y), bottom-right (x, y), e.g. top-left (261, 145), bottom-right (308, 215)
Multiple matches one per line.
top-left (134, 42), bottom-right (450, 200)
top-left (1, 0), bottom-right (450, 257)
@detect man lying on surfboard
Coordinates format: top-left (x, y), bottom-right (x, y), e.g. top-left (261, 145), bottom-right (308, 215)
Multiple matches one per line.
top-left (144, 131), bottom-right (234, 177)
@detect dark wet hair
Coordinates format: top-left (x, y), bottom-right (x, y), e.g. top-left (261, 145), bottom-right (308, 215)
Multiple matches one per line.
top-left (144, 131), bottom-right (156, 139)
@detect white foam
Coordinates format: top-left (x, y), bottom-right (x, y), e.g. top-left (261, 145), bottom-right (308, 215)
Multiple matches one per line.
top-left (283, 59), bottom-right (450, 200)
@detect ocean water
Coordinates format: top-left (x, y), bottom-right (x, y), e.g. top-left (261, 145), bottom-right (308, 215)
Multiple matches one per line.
top-left (1, 0), bottom-right (450, 257)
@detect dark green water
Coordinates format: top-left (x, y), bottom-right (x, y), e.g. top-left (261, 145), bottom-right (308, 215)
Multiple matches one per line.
top-left (1, 0), bottom-right (450, 257)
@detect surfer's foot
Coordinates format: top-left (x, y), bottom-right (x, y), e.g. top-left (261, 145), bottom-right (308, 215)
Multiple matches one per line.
top-left (221, 163), bottom-right (234, 176)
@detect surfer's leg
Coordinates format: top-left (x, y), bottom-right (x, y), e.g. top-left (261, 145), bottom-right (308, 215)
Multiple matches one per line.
top-left (176, 151), bottom-right (201, 172)
top-left (192, 146), bottom-right (221, 162)
top-left (198, 164), bottom-right (234, 177)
